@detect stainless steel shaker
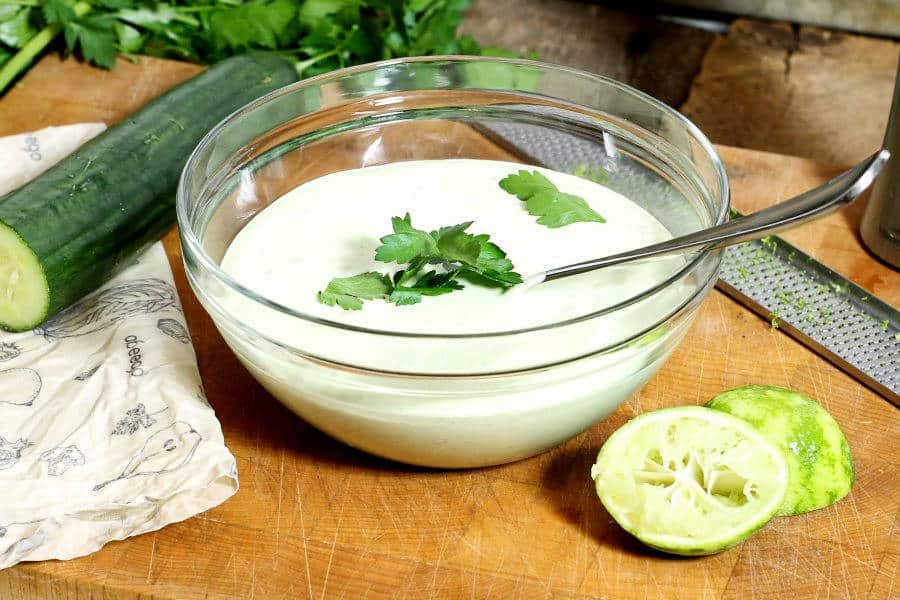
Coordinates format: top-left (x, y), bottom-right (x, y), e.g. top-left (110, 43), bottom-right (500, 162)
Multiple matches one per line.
top-left (861, 61), bottom-right (900, 269)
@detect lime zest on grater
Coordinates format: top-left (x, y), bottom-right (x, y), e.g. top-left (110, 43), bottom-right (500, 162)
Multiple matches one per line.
top-left (718, 230), bottom-right (898, 405)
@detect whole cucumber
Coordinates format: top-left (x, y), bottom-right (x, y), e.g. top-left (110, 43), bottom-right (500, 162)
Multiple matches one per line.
top-left (0, 52), bottom-right (298, 331)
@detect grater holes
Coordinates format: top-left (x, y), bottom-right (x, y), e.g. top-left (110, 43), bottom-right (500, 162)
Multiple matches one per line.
top-left (720, 237), bottom-right (900, 396)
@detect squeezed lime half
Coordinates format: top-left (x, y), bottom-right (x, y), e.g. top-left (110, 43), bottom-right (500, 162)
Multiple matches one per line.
top-left (591, 406), bottom-right (788, 556)
top-left (706, 385), bottom-right (854, 516)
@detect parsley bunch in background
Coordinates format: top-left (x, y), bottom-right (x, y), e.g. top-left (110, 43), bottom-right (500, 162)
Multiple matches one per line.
top-left (0, 0), bottom-right (495, 94)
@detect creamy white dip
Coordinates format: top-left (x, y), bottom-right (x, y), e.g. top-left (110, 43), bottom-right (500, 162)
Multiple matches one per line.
top-left (221, 159), bottom-right (676, 334)
top-left (211, 159), bottom-right (698, 466)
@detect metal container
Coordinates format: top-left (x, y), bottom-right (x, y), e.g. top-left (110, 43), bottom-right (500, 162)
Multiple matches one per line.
top-left (861, 63), bottom-right (900, 269)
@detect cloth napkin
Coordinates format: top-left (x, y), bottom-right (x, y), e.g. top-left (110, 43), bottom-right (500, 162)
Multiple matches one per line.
top-left (0, 124), bottom-right (238, 569)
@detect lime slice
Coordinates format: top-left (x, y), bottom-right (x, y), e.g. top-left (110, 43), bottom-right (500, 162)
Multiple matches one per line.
top-left (705, 385), bottom-right (854, 516)
top-left (590, 406), bottom-right (788, 556)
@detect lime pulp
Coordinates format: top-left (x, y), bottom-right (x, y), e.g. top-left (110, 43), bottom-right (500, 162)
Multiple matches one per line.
top-left (591, 406), bottom-right (789, 556)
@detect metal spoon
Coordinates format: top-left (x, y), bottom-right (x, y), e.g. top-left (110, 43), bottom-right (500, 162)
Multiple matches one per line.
top-left (538, 149), bottom-right (890, 284)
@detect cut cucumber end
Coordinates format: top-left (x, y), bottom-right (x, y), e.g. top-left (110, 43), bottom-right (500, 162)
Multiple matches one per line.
top-left (592, 406), bottom-right (788, 556)
top-left (0, 222), bottom-right (49, 332)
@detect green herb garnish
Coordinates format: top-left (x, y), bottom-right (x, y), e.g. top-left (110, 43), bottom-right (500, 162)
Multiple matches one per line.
top-left (318, 214), bottom-right (521, 311)
top-left (318, 272), bottom-right (393, 311)
top-left (499, 170), bottom-right (605, 228)
top-left (0, 0), bottom-right (500, 95)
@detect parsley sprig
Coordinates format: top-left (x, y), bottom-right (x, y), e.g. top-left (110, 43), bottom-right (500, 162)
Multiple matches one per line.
top-left (318, 213), bottom-right (522, 310)
top-left (319, 271), bottom-right (393, 311)
top-left (0, 0), bottom-right (498, 95)
top-left (499, 169), bottom-right (606, 228)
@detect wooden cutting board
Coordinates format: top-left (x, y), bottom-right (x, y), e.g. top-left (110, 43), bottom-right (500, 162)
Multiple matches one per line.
top-left (0, 55), bottom-right (897, 600)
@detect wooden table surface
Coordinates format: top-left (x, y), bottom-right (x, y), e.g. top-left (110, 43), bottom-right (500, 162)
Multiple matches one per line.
top-left (0, 55), bottom-right (897, 600)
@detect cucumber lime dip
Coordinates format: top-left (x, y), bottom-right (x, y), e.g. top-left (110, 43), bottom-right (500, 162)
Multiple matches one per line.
top-left (213, 158), bottom-right (699, 466)
top-left (221, 159), bottom-right (683, 336)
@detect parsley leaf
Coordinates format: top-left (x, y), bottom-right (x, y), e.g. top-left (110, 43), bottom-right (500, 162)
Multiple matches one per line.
top-left (298, 0), bottom-right (362, 26)
top-left (471, 234), bottom-right (521, 285)
top-left (499, 170), bottom-right (606, 228)
top-left (433, 222), bottom-right (481, 265)
top-left (382, 216), bottom-right (523, 286)
top-left (320, 213), bottom-right (521, 311)
top-left (115, 21), bottom-right (143, 54)
top-left (43, 0), bottom-right (76, 25)
top-left (0, 6), bottom-right (38, 48)
top-left (406, 0), bottom-right (470, 55)
top-left (431, 224), bottom-right (521, 285)
top-left (210, 0), bottom-right (297, 53)
top-left (318, 271), bottom-right (393, 311)
top-left (63, 16), bottom-right (117, 69)
top-left (390, 270), bottom-right (463, 306)
top-left (96, 0), bottom-right (134, 9)
top-left (374, 213), bottom-right (438, 264)
top-left (115, 4), bottom-right (184, 29)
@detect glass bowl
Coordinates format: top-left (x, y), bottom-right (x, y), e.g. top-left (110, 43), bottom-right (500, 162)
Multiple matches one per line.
top-left (177, 56), bottom-right (729, 468)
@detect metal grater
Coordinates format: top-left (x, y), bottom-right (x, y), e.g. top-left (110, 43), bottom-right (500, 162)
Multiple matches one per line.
top-left (474, 119), bottom-right (900, 405)
top-left (718, 236), bottom-right (898, 403)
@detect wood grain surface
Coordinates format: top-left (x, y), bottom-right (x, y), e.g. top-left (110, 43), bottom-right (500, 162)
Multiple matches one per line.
top-left (0, 54), bottom-right (897, 600)
top-left (682, 18), bottom-right (899, 166)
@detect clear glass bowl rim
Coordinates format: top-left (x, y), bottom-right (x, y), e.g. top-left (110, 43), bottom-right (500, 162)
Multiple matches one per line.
top-left (176, 54), bottom-right (730, 341)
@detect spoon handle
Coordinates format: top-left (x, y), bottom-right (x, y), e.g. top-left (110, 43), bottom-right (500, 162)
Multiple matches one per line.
top-left (543, 149), bottom-right (890, 282)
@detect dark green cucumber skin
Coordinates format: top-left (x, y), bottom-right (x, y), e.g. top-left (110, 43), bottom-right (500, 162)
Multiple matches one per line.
top-left (0, 52), bottom-right (298, 330)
